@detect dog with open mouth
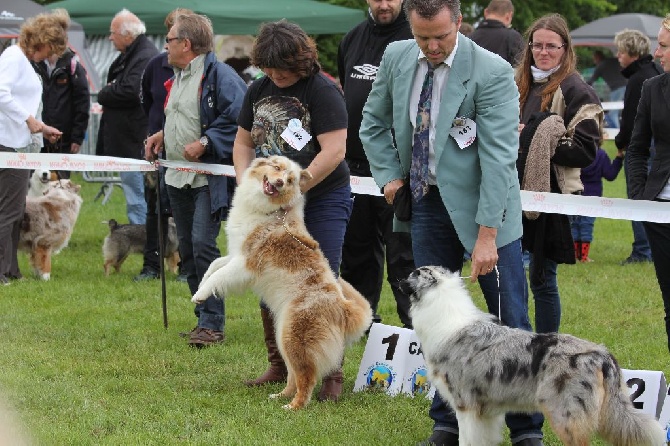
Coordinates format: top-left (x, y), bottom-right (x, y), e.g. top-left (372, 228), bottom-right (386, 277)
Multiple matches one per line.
top-left (400, 265), bottom-right (665, 446)
top-left (193, 155), bottom-right (372, 410)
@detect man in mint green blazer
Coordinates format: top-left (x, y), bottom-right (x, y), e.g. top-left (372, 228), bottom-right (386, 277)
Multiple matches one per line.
top-left (360, 0), bottom-right (544, 445)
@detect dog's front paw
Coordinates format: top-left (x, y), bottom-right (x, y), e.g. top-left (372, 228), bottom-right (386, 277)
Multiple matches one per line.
top-left (191, 290), bottom-right (211, 304)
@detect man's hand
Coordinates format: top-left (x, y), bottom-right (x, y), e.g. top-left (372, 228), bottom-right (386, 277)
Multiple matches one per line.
top-left (26, 116), bottom-right (43, 134)
top-left (70, 143), bottom-right (81, 154)
top-left (470, 226), bottom-right (498, 283)
top-left (383, 178), bottom-right (405, 205)
top-left (183, 139), bottom-right (206, 162)
top-left (145, 131), bottom-right (164, 161)
top-left (42, 125), bottom-right (63, 144)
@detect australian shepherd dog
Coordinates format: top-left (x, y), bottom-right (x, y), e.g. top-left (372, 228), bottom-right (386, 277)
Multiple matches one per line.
top-left (400, 266), bottom-right (665, 446)
top-left (193, 156), bottom-right (372, 409)
top-left (19, 181), bottom-right (83, 280)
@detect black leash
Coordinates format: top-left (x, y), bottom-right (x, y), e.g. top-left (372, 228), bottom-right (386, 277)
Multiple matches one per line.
top-left (154, 162), bottom-right (168, 329)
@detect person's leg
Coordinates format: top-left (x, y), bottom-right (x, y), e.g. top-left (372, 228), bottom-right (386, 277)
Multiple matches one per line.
top-left (478, 239), bottom-right (544, 442)
top-left (529, 256), bottom-right (561, 334)
top-left (119, 170), bottom-right (147, 225)
top-left (340, 193), bottom-right (384, 323)
top-left (136, 173), bottom-right (160, 280)
top-left (303, 185), bottom-right (352, 401)
top-left (643, 221), bottom-right (670, 353)
top-left (379, 196), bottom-right (415, 328)
top-left (190, 185), bottom-right (223, 332)
top-left (623, 160), bottom-right (652, 262)
top-left (411, 187), bottom-right (464, 437)
top-left (608, 86), bottom-right (625, 128)
top-left (0, 165), bottom-right (29, 279)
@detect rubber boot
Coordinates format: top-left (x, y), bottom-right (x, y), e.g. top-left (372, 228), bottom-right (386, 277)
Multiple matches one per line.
top-left (580, 242), bottom-right (592, 263)
top-left (317, 365), bottom-right (344, 402)
top-left (574, 241), bottom-right (582, 261)
top-left (244, 307), bottom-right (288, 386)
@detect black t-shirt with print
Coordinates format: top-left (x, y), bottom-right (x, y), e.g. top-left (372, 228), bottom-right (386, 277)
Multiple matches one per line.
top-left (238, 72), bottom-right (350, 198)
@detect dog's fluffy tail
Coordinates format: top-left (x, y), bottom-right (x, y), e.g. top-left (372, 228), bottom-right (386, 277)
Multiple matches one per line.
top-left (598, 357), bottom-right (666, 446)
top-left (338, 277), bottom-right (373, 346)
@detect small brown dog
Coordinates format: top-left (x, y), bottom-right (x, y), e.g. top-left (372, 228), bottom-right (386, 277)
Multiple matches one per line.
top-left (19, 181), bottom-right (83, 280)
top-left (102, 218), bottom-right (180, 276)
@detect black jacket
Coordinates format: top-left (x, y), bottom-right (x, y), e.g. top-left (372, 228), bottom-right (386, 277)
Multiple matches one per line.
top-left (627, 73), bottom-right (670, 201)
top-left (96, 35), bottom-right (159, 159)
top-left (469, 19), bottom-right (524, 67)
top-left (614, 55), bottom-right (663, 150)
top-left (337, 9), bottom-right (412, 176)
top-left (32, 49), bottom-right (90, 148)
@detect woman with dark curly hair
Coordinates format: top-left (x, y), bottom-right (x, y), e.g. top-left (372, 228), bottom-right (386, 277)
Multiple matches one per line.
top-left (0, 9), bottom-right (69, 284)
top-left (233, 20), bottom-right (351, 402)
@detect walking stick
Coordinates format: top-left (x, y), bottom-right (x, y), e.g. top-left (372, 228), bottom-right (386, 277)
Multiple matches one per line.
top-left (155, 162), bottom-right (169, 329)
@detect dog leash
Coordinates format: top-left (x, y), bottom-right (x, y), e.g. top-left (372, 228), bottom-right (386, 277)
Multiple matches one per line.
top-left (460, 265), bottom-right (502, 321)
top-left (276, 209), bottom-right (314, 251)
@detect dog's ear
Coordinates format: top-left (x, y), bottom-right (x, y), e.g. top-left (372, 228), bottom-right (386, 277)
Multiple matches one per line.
top-left (299, 169), bottom-right (312, 188)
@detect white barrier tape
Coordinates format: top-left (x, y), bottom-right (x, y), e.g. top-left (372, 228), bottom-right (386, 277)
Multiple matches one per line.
top-left (0, 152), bottom-right (153, 172)
top-left (602, 101), bottom-right (623, 111)
top-left (521, 191), bottom-right (670, 223)
top-left (3, 152), bottom-right (668, 222)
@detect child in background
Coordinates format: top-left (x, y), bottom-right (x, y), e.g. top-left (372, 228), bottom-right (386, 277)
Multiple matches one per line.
top-left (571, 141), bottom-right (624, 262)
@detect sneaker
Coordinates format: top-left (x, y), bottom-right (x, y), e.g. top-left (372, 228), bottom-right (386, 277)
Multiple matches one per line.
top-left (188, 327), bottom-right (224, 348)
top-left (0, 275), bottom-right (9, 286)
top-left (133, 269), bottom-right (159, 281)
top-left (178, 326), bottom-right (198, 338)
top-left (620, 256), bottom-right (651, 266)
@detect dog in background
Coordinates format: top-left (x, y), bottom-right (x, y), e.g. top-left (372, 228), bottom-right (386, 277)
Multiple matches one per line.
top-left (27, 169), bottom-right (56, 197)
top-left (400, 266), bottom-right (665, 446)
top-left (193, 156), bottom-right (372, 410)
top-left (19, 181), bottom-right (83, 280)
top-left (102, 218), bottom-right (179, 276)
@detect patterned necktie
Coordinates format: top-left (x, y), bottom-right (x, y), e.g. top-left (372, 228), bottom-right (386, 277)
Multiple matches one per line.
top-left (410, 63), bottom-right (436, 202)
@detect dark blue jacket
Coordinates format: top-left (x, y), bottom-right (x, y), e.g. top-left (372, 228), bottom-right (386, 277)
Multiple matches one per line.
top-left (165, 52), bottom-right (247, 220)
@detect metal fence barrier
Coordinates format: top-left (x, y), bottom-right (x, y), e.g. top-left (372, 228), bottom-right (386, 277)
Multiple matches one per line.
top-left (81, 95), bottom-right (122, 204)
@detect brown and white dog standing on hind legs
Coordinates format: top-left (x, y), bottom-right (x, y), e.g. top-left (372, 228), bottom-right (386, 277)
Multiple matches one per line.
top-left (193, 156), bottom-right (372, 410)
top-left (400, 266), bottom-right (665, 446)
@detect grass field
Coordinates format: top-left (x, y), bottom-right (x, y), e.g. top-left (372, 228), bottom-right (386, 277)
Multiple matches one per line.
top-left (1, 142), bottom-right (668, 445)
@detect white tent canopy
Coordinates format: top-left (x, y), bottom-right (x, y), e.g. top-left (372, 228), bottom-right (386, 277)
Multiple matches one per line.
top-left (571, 13), bottom-right (664, 48)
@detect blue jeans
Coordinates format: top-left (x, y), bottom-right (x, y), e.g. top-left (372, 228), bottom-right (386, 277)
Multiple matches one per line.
top-left (410, 187), bottom-right (543, 442)
top-left (167, 184), bottom-right (223, 332)
top-left (623, 158), bottom-right (652, 260)
top-left (569, 215), bottom-right (595, 243)
top-left (260, 185), bottom-right (352, 312)
top-left (120, 171), bottom-right (147, 225)
top-left (528, 255), bottom-right (560, 334)
top-left (607, 86), bottom-right (625, 129)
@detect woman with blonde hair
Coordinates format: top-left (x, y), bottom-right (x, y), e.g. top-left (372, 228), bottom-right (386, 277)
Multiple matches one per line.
top-left (515, 13), bottom-right (602, 334)
top-left (0, 9), bottom-right (69, 284)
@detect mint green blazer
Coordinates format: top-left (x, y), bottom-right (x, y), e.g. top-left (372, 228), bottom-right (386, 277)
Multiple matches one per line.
top-left (360, 34), bottom-right (523, 252)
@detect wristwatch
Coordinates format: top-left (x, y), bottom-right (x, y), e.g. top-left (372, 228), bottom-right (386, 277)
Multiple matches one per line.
top-left (199, 135), bottom-right (209, 149)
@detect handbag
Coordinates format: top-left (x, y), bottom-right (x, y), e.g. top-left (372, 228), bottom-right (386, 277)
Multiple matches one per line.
top-left (392, 178), bottom-right (412, 222)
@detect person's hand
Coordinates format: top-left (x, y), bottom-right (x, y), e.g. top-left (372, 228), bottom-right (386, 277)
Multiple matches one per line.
top-left (145, 131), bottom-right (164, 160)
top-left (70, 143), bottom-right (81, 154)
top-left (26, 116), bottom-right (43, 134)
top-left (42, 125), bottom-right (63, 144)
top-left (183, 139), bottom-right (206, 162)
top-left (469, 226), bottom-right (498, 283)
top-left (383, 178), bottom-right (405, 205)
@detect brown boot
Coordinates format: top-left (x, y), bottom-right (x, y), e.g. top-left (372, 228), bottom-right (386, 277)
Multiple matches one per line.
top-left (244, 307), bottom-right (288, 386)
top-left (317, 367), bottom-right (343, 402)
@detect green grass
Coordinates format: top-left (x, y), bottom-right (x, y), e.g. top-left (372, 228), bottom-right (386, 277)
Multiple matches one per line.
top-left (1, 142), bottom-right (667, 445)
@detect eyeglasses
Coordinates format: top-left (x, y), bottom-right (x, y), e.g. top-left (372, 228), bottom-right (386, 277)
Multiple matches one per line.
top-left (165, 37), bottom-right (181, 44)
top-left (529, 42), bottom-right (566, 53)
